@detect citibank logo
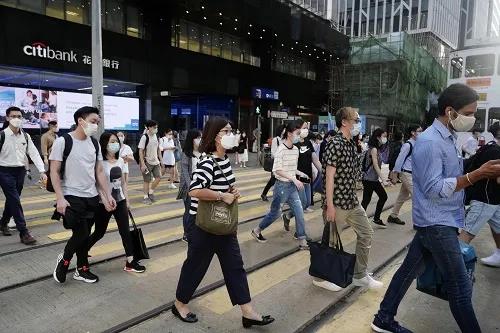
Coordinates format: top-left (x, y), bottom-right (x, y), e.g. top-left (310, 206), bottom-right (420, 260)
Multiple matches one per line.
top-left (23, 42), bottom-right (77, 63)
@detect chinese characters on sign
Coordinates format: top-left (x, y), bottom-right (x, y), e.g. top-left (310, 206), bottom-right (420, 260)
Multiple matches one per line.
top-left (82, 55), bottom-right (119, 69)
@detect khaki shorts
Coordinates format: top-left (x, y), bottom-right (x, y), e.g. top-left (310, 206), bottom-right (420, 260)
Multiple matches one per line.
top-left (143, 162), bottom-right (161, 182)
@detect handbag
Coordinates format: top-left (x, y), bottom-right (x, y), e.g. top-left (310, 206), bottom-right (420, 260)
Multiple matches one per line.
top-left (128, 209), bottom-right (150, 260)
top-left (195, 157), bottom-right (238, 235)
top-left (309, 220), bottom-right (356, 288)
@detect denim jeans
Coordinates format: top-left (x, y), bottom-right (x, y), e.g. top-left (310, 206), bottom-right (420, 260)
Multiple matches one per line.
top-left (376, 225), bottom-right (481, 332)
top-left (258, 180), bottom-right (307, 239)
top-left (298, 183), bottom-right (311, 210)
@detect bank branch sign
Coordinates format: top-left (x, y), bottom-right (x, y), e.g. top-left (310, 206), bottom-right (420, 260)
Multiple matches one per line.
top-left (23, 41), bottom-right (120, 69)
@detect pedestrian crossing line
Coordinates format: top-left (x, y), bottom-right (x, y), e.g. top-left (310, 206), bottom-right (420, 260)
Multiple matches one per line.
top-left (46, 191), bottom-right (275, 241)
top-left (196, 204), bottom-right (412, 315)
top-left (21, 182), bottom-right (268, 218)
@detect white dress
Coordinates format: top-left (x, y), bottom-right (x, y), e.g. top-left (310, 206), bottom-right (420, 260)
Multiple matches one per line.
top-left (160, 137), bottom-right (176, 166)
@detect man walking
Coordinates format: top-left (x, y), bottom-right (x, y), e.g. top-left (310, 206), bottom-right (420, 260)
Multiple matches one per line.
top-left (51, 106), bottom-right (116, 284)
top-left (138, 120), bottom-right (162, 205)
top-left (372, 84), bottom-right (500, 333)
top-left (41, 120), bottom-right (58, 166)
top-left (317, 107), bottom-right (383, 292)
top-left (0, 106), bottom-right (46, 244)
top-left (387, 125), bottom-right (422, 225)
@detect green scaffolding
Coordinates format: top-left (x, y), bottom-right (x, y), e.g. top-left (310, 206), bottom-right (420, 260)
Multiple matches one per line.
top-left (340, 32), bottom-right (447, 125)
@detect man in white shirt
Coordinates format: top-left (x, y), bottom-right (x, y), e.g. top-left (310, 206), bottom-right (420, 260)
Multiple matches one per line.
top-left (462, 128), bottom-right (481, 158)
top-left (51, 106), bottom-right (116, 284)
top-left (0, 107), bottom-right (46, 244)
top-left (138, 120), bottom-right (162, 205)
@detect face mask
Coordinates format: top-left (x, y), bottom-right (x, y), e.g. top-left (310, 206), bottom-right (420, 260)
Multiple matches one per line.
top-left (351, 123), bottom-right (361, 136)
top-left (449, 110), bottom-right (476, 132)
top-left (380, 137), bottom-right (388, 145)
top-left (151, 128), bottom-right (158, 135)
top-left (118, 136), bottom-right (124, 143)
top-left (108, 142), bottom-right (120, 153)
top-left (53, 128), bottom-right (59, 133)
top-left (9, 118), bottom-right (22, 128)
top-left (292, 133), bottom-right (300, 144)
top-left (242, 133), bottom-right (246, 138)
top-left (300, 128), bottom-right (309, 138)
top-left (82, 121), bottom-right (98, 137)
top-left (194, 137), bottom-right (201, 147)
top-left (220, 133), bottom-right (236, 150)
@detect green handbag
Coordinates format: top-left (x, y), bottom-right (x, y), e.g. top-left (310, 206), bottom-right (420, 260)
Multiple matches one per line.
top-left (195, 157), bottom-right (238, 235)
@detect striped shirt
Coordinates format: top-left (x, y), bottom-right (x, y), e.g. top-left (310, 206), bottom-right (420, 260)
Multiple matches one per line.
top-left (273, 143), bottom-right (299, 182)
top-left (189, 154), bottom-right (235, 215)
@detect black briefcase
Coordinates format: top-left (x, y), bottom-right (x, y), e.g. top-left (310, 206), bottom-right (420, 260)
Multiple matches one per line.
top-left (128, 210), bottom-right (150, 260)
top-left (309, 221), bottom-right (356, 288)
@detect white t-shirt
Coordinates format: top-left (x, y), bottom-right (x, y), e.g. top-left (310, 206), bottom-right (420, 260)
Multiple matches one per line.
top-left (119, 144), bottom-right (133, 174)
top-left (138, 134), bottom-right (160, 166)
top-left (49, 133), bottom-right (103, 198)
top-left (192, 151), bottom-right (201, 171)
top-left (273, 143), bottom-right (299, 182)
top-left (160, 137), bottom-right (176, 166)
top-left (103, 158), bottom-right (126, 202)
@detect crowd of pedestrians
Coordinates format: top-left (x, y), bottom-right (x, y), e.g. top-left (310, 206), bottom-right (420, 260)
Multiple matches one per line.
top-left (1, 82), bottom-right (500, 331)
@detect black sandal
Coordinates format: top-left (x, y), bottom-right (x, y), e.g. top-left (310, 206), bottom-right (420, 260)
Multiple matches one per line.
top-left (242, 315), bottom-right (275, 328)
top-left (172, 305), bottom-right (198, 323)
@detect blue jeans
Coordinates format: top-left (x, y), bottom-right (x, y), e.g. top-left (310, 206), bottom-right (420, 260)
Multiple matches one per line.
top-left (258, 180), bottom-right (307, 239)
top-left (299, 183), bottom-right (311, 210)
top-left (376, 225), bottom-right (481, 332)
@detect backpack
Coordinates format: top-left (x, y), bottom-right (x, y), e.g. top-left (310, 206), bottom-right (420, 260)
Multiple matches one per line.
top-left (0, 129), bottom-right (29, 155)
top-left (134, 134), bottom-right (156, 164)
top-left (361, 149), bottom-right (373, 173)
top-left (401, 141), bottom-right (413, 167)
top-left (46, 133), bottom-right (100, 192)
top-left (463, 141), bottom-right (497, 205)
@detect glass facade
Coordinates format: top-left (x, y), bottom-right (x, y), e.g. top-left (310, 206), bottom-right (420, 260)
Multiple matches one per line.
top-left (0, 0), bottom-right (144, 38)
top-left (465, 54), bottom-right (495, 77)
top-left (273, 50), bottom-right (317, 80)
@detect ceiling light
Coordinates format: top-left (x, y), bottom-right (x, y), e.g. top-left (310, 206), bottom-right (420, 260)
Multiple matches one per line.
top-left (219, 12), bottom-right (222, 16)
top-left (115, 90), bottom-right (136, 95)
top-left (235, 18), bottom-right (238, 22)
top-left (305, 45), bottom-right (308, 48)
top-left (201, 5), bottom-right (205, 9)
top-left (260, 36), bottom-right (263, 39)
top-left (78, 85), bottom-right (108, 91)
top-left (203, 16), bottom-right (207, 20)
top-left (262, 28), bottom-right (266, 32)
top-left (274, 33), bottom-right (277, 37)
top-left (234, 27), bottom-right (237, 30)
top-left (291, 47), bottom-right (294, 50)
top-left (66, 10), bottom-right (79, 16)
top-left (185, 10), bottom-right (189, 14)
top-left (295, 41), bottom-right (298, 44)
top-left (127, 27), bottom-right (138, 33)
top-left (249, 24), bottom-right (252, 27)
top-left (281, 43), bottom-right (284, 47)
top-left (248, 32), bottom-right (251, 35)
top-left (219, 22), bottom-right (222, 25)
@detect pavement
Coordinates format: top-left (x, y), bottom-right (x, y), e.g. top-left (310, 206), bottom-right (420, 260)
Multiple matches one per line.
top-left (0, 158), bottom-right (498, 333)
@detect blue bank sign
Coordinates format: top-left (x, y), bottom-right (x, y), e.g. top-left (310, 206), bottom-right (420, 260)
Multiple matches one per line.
top-left (252, 87), bottom-right (279, 100)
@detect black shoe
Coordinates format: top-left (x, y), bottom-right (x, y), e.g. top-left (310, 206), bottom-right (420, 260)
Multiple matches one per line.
top-left (20, 232), bottom-right (37, 245)
top-left (282, 213), bottom-right (290, 232)
top-left (124, 260), bottom-right (146, 273)
top-left (73, 266), bottom-right (99, 283)
top-left (371, 315), bottom-right (413, 333)
top-left (251, 230), bottom-right (267, 243)
top-left (387, 215), bottom-right (405, 225)
top-left (1, 224), bottom-right (12, 236)
top-left (172, 305), bottom-right (198, 323)
top-left (242, 315), bottom-right (275, 328)
top-left (373, 219), bottom-right (388, 229)
top-left (181, 235), bottom-right (189, 243)
top-left (53, 254), bottom-right (70, 283)
top-left (261, 194), bottom-right (268, 202)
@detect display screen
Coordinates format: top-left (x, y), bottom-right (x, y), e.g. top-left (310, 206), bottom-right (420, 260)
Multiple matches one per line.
top-left (0, 85), bottom-right (139, 130)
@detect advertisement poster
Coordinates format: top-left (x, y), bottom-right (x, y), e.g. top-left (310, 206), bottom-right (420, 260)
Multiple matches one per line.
top-left (0, 85), bottom-right (139, 130)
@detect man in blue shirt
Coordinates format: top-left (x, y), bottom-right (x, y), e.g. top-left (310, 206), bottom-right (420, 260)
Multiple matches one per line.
top-left (387, 125), bottom-right (422, 225)
top-left (372, 84), bottom-right (500, 333)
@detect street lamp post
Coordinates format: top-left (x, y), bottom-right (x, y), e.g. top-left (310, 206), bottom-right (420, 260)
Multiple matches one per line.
top-left (92, 0), bottom-right (104, 136)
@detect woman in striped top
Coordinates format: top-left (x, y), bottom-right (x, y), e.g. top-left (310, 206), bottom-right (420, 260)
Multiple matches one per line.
top-left (173, 117), bottom-right (275, 329)
top-left (252, 120), bottom-right (310, 250)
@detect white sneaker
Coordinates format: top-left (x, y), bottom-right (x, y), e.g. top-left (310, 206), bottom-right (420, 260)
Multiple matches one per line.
top-left (168, 183), bottom-right (177, 189)
top-left (304, 207), bottom-right (314, 213)
top-left (8, 218), bottom-right (15, 229)
top-left (312, 279), bottom-right (343, 292)
top-left (480, 252), bottom-right (500, 267)
top-left (352, 274), bottom-right (383, 289)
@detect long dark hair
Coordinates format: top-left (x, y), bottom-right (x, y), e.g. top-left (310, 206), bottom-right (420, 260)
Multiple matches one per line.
top-left (199, 116), bottom-right (232, 154)
top-left (100, 132), bottom-right (120, 161)
top-left (183, 129), bottom-right (202, 157)
top-left (368, 128), bottom-right (386, 149)
top-left (282, 119), bottom-right (304, 140)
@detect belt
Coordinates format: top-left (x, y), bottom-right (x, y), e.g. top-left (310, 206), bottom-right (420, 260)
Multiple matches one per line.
top-left (402, 169), bottom-right (412, 174)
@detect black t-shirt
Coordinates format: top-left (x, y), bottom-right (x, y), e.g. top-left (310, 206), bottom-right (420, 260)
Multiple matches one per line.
top-left (466, 142), bottom-right (500, 205)
top-left (296, 140), bottom-right (314, 179)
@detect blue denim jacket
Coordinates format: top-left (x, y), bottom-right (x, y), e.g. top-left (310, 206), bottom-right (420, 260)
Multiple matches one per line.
top-left (412, 119), bottom-right (465, 228)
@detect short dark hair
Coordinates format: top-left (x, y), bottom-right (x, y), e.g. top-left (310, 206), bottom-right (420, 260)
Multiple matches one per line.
top-left (145, 120), bottom-right (158, 128)
top-left (438, 84), bottom-right (479, 116)
top-left (48, 121), bottom-right (57, 127)
top-left (489, 121), bottom-right (500, 138)
top-left (99, 132), bottom-right (119, 161)
top-left (406, 124), bottom-right (421, 138)
top-left (26, 90), bottom-right (32, 94)
top-left (282, 119), bottom-right (304, 139)
top-left (6, 106), bottom-right (21, 116)
top-left (326, 130), bottom-right (337, 138)
top-left (164, 128), bottom-right (172, 135)
top-left (335, 107), bottom-right (357, 129)
top-left (183, 129), bottom-right (202, 157)
top-left (274, 124), bottom-right (285, 138)
top-left (199, 116), bottom-right (232, 154)
top-left (368, 128), bottom-right (386, 148)
top-left (73, 106), bottom-right (99, 124)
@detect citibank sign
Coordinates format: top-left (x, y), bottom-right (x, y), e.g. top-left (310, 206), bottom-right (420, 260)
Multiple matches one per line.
top-left (23, 42), bottom-right (77, 62)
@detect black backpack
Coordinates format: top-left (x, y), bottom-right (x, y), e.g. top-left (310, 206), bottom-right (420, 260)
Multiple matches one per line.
top-left (361, 149), bottom-right (373, 173)
top-left (463, 141), bottom-right (497, 205)
top-left (46, 133), bottom-right (99, 192)
top-left (133, 134), bottom-right (156, 164)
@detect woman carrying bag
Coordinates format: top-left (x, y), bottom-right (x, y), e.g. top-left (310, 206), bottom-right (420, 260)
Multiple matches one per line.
top-left (176, 129), bottom-right (202, 243)
top-left (173, 117), bottom-right (274, 329)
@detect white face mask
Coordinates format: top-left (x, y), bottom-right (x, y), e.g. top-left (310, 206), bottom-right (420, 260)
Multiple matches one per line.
top-left (53, 127), bottom-right (59, 133)
top-left (9, 118), bottom-right (22, 128)
top-left (300, 128), bottom-right (309, 138)
top-left (220, 133), bottom-right (236, 150)
top-left (82, 120), bottom-right (98, 137)
top-left (449, 110), bottom-right (476, 132)
top-left (351, 123), bottom-right (361, 136)
top-left (292, 132), bottom-right (300, 144)
top-left (380, 137), bottom-right (388, 145)
top-left (194, 137), bottom-right (201, 147)
top-left (108, 142), bottom-right (120, 153)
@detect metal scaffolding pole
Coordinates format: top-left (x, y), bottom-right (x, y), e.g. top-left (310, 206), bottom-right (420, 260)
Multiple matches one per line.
top-left (92, 0), bottom-right (104, 136)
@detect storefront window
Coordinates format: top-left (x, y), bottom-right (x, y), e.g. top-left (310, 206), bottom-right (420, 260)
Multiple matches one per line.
top-left (65, 0), bottom-right (86, 24)
top-left (188, 24), bottom-right (200, 52)
top-left (105, 0), bottom-right (124, 34)
top-left (201, 28), bottom-right (212, 55)
top-left (211, 32), bottom-right (222, 57)
top-left (126, 5), bottom-right (142, 38)
top-left (221, 35), bottom-right (232, 60)
top-left (46, 0), bottom-right (64, 19)
top-left (179, 22), bottom-right (188, 50)
top-left (231, 38), bottom-right (240, 62)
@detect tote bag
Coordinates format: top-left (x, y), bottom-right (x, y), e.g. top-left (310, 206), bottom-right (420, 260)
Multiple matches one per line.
top-left (128, 209), bottom-right (150, 260)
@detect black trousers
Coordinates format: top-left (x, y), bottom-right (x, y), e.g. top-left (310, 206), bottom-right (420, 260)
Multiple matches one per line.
top-left (176, 219), bottom-right (251, 306)
top-left (62, 195), bottom-right (99, 267)
top-left (261, 174), bottom-right (276, 197)
top-left (361, 180), bottom-right (388, 220)
top-left (88, 200), bottom-right (134, 257)
top-left (0, 166), bottom-right (27, 235)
